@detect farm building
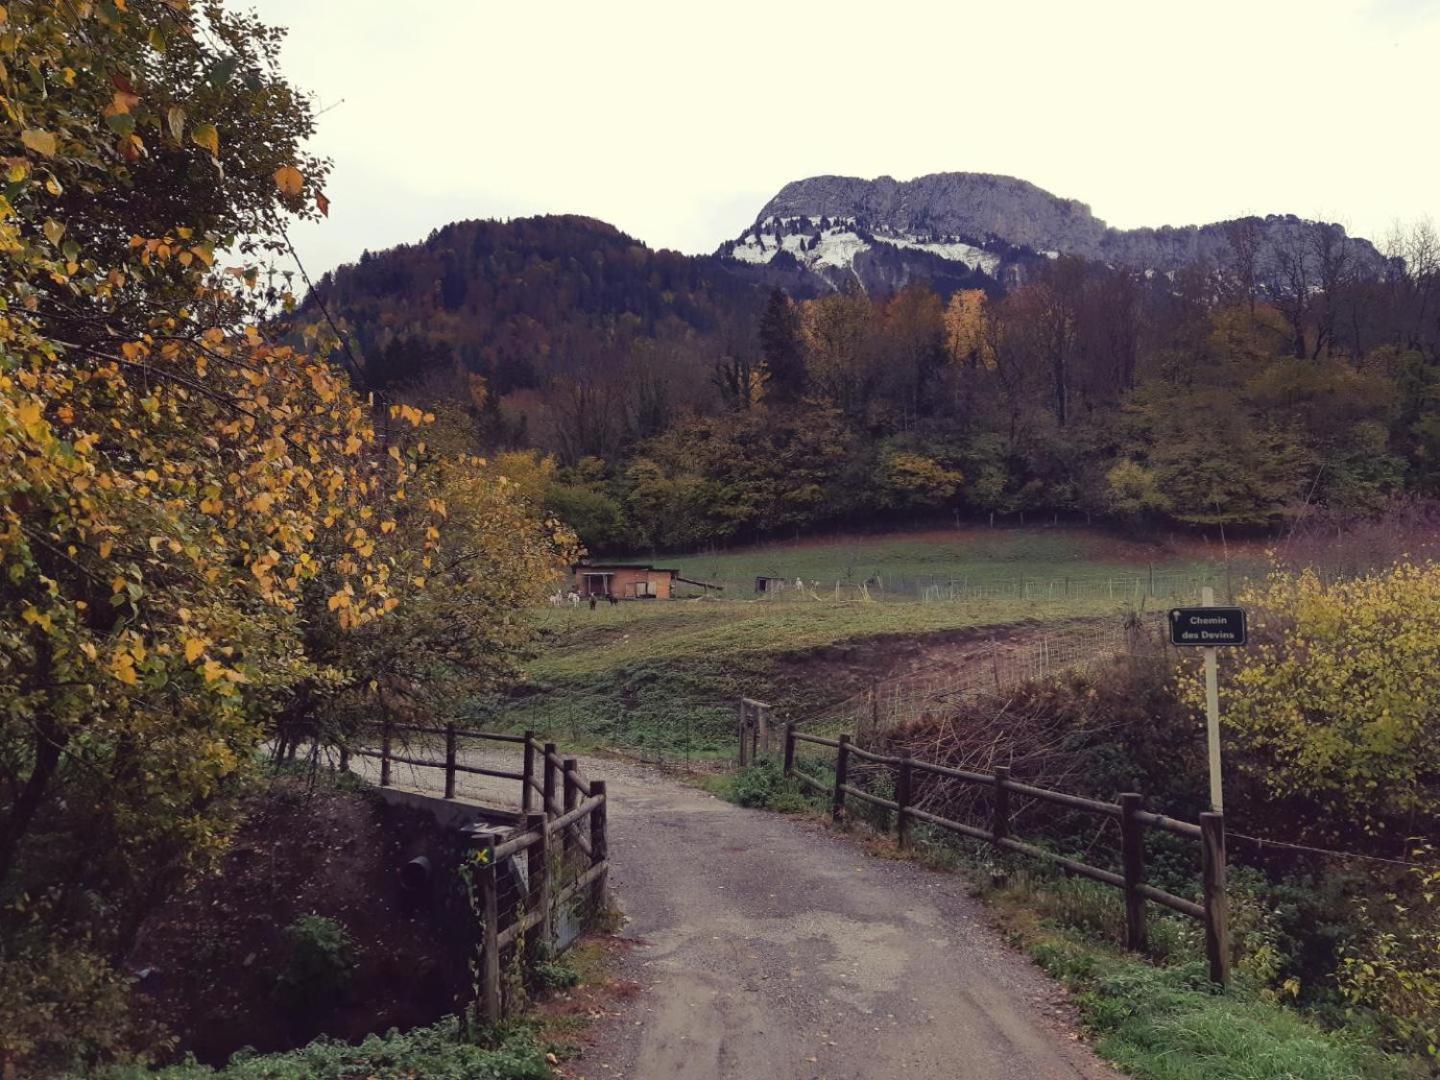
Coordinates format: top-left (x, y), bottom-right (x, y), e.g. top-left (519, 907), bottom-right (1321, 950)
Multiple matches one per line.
top-left (572, 563), bottom-right (678, 600)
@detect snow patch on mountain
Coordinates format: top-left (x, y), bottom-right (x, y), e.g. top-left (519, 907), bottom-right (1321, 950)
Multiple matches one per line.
top-left (722, 213), bottom-right (1009, 279)
top-left (871, 234), bottom-right (1000, 274)
top-left (726, 221), bottom-right (871, 273)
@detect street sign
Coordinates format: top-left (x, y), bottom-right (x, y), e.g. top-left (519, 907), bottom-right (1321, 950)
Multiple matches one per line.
top-left (1169, 607), bottom-right (1247, 647)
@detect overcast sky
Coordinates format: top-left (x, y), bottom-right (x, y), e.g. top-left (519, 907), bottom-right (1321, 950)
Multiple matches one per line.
top-left (246, 0), bottom-right (1440, 281)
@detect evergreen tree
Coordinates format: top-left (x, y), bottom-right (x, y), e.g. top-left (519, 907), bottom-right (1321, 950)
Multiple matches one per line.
top-left (758, 288), bottom-right (807, 400)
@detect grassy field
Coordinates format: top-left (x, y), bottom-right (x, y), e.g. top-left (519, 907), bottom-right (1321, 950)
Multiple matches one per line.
top-left (483, 528), bottom-right (1243, 759)
top-left (661, 527), bottom-right (1236, 593)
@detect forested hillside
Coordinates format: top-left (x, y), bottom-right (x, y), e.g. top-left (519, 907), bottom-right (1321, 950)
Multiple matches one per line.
top-left (302, 215), bottom-right (1440, 552)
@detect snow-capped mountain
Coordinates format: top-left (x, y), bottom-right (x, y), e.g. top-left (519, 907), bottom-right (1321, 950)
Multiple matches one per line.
top-left (717, 172), bottom-right (1390, 294)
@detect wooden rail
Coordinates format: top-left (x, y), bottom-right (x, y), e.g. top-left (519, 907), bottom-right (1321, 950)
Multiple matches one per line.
top-left (345, 723), bottom-right (611, 1021)
top-left (784, 722), bottom-right (1229, 984)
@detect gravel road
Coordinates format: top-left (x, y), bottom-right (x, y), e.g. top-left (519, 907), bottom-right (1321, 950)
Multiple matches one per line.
top-left (363, 746), bottom-right (1115, 1079)
top-left (568, 757), bottom-right (1116, 1080)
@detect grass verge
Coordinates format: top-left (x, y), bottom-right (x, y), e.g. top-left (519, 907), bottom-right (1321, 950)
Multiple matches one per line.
top-left (998, 906), bottom-right (1411, 1080)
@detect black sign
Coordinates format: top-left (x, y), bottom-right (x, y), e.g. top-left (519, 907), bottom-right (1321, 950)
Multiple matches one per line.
top-left (1169, 607), bottom-right (1247, 646)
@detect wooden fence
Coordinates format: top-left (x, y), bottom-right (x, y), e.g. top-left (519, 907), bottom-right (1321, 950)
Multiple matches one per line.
top-left (780, 724), bottom-right (1230, 984)
top-left (348, 723), bottom-right (609, 1021)
top-left (736, 697), bottom-right (774, 766)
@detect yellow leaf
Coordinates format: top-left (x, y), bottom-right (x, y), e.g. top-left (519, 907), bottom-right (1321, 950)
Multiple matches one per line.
top-left (104, 90), bottom-right (141, 116)
top-left (273, 165), bottom-right (303, 197)
top-left (184, 637), bottom-right (206, 663)
top-left (113, 655), bottom-right (138, 685)
top-left (191, 122), bottom-right (219, 157)
top-left (21, 129), bottom-right (57, 157)
top-left (99, 539), bottom-right (113, 558)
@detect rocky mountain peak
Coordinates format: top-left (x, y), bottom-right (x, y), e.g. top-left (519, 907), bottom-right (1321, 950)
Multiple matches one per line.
top-left (721, 171), bottom-right (1391, 295)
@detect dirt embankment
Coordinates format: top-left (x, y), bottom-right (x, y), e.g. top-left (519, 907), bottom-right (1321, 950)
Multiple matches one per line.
top-left (769, 617), bottom-right (1113, 715)
top-left (128, 778), bottom-right (468, 1065)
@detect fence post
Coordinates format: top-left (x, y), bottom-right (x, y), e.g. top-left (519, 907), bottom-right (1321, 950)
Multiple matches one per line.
top-left (562, 757), bottom-right (579, 861)
top-left (475, 831), bottom-right (501, 1024)
top-left (543, 742), bottom-right (558, 818)
top-left (380, 721), bottom-right (392, 788)
top-left (1119, 793), bottom-right (1147, 952)
top-left (521, 732), bottom-right (536, 813)
top-left (590, 780), bottom-right (608, 910)
top-left (736, 700), bottom-right (748, 767)
top-left (991, 765), bottom-right (1011, 842)
top-left (896, 753), bottom-right (913, 849)
top-left (832, 735), bottom-right (850, 824)
top-left (524, 811), bottom-right (550, 957)
top-left (1201, 811), bottom-right (1230, 985)
top-left (783, 723), bottom-right (795, 776)
top-left (444, 723), bottom-right (457, 800)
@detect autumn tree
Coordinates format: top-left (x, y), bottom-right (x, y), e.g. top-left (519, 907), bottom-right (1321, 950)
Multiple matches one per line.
top-left (1215, 563), bottom-right (1440, 842)
top-left (0, 4), bottom-right (570, 1070)
top-left (801, 288), bottom-right (877, 419)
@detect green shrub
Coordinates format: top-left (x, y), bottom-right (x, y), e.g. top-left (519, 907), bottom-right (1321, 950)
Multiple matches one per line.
top-left (726, 762), bottom-right (810, 812)
top-left (532, 957), bottom-right (580, 991)
top-left (1340, 859), bottom-right (1440, 1060)
top-left (274, 915), bottom-right (356, 1014)
top-left (94, 1019), bottom-right (551, 1079)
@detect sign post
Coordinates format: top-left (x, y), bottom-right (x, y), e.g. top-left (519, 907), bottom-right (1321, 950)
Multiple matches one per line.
top-left (1168, 589), bottom-right (1247, 812)
top-left (1201, 588), bottom-right (1223, 812)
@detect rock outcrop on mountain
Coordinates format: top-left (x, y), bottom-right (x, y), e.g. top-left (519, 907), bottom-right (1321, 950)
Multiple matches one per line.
top-left (718, 172), bottom-right (1391, 293)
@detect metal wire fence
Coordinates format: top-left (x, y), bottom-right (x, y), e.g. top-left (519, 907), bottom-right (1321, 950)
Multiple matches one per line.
top-left (800, 613), bottom-right (1173, 736)
top-left (684, 567), bottom-right (1234, 605)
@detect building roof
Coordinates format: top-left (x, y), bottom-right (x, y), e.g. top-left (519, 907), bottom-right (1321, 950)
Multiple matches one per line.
top-left (571, 563), bottom-right (679, 574)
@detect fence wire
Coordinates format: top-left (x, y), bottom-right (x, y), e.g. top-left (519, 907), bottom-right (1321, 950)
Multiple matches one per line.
top-left (800, 613), bottom-right (1172, 736)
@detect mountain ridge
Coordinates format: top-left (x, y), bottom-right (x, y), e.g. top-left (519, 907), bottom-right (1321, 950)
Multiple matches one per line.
top-left (720, 170), bottom-right (1392, 292)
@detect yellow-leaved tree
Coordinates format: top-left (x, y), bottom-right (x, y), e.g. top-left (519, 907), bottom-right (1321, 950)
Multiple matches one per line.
top-left (1215, 562), bottom-right (1440, 840)
top-left (0, 3), bottom-right (572, 1071)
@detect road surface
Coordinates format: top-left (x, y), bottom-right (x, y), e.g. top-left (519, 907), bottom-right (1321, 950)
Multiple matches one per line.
top-left (569, 758), bottom-right (1114, 1080)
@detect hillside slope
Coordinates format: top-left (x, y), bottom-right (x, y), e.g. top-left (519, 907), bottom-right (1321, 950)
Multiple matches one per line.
top-left (304, 214), bottom-right (768, 398)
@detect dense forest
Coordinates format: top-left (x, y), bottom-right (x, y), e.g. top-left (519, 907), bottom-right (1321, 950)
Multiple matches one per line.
top-left (304, 214), bottom-right (1440, 552)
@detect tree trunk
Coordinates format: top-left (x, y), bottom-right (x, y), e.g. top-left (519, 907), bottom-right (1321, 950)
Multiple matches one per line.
top-left (0, 718), bottom-right (65, 890)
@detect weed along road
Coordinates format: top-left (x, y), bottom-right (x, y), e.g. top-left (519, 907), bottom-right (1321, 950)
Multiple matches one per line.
top-left (575, 759), bottom-right (1116, 1080)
